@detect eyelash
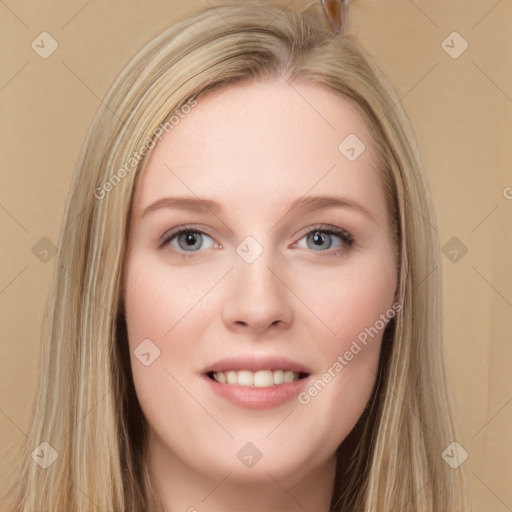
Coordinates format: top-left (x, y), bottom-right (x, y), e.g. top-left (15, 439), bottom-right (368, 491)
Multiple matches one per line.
top-left (159, 224), bottom-right (355, 260)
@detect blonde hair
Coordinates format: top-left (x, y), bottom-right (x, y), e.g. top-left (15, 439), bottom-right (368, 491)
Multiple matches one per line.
top-left (3, 2), bottom-right (471, 510)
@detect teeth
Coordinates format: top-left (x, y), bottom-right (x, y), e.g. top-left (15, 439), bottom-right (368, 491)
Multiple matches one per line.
top-left (215, 371), bottom-right (226, 384)
top-left (273, 369), bottom-right (284, 385)
top-left (212, 369), bottom-right (301, 387)
top-left (253, 370), bottom-right (273, 387)
top-left (237, 370), bottom-right (253, 386)
top-left (283, 370), bottom-right (295, 383)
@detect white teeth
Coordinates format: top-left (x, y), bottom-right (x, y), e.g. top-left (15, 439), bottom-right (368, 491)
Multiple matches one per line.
top-left (273, 369), bottom-right (284, 385)
top-left (212, 369), bottom-right (301, 387)
top-left (237, 370), bottom-right (253, 386)
top-left (215, 372), bottom-right (226, 384)
top-left (283, 370), bottom-right (295, 383)
top-left (253, 370), bottom-right (274, 387)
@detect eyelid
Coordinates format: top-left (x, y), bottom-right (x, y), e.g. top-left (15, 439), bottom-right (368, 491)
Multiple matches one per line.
top-left (291, 223), bottom-right (354, 246)
top-left (159, 223), bottom-right (221, 247)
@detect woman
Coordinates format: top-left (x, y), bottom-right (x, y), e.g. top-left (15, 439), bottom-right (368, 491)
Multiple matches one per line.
top-left (3, 1), bottom-right (471, 510)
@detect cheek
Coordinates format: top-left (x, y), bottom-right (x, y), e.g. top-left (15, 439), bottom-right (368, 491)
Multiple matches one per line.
top-left (293, 253), bottom-right (396, 424)
top-left (122, 254), bottom-right (226, 415)
top-left (123, 255), bottom-right (222, 344)
top-left (298, 253), bottom-right (397, 348)
top-left (122, 260), bottom-right (202, 446)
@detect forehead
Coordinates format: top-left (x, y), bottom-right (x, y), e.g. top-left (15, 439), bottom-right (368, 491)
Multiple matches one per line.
top-left (132, 78), bottom-right (386, 223)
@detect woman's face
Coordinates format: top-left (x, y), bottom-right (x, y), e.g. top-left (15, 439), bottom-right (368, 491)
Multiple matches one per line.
top-left (123, 79), bottom-right (397, 492)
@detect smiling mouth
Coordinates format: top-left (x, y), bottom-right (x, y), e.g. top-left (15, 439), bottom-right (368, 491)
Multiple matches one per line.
top-left (206, 369), bottom-right (309, 387)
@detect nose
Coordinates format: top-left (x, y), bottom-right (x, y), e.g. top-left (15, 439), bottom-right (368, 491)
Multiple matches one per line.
top-left (221, 249), bottom-right (294, 333)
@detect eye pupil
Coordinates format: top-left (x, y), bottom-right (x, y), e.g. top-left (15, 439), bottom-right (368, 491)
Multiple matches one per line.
top-left (309, 231), bottom-right (332, 250)
top-left (313, 232), bottom-right (323, 245)
top-left (180, 232), bottom-right (202, 250)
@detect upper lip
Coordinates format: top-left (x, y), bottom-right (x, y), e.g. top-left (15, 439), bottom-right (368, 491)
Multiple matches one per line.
top-left (202, 355), bottom-right (311, 375)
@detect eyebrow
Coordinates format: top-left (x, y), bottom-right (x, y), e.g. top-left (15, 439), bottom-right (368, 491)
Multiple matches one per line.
top-left (141, 194), bottom-right (375, 221)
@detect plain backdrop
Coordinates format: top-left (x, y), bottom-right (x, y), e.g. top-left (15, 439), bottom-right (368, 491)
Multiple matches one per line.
top-left (1, 1), bottom-right (511, 510)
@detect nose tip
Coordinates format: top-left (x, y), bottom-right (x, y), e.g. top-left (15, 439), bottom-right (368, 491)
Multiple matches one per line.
top-left (232, 317), bottom-right (285, 332)
top-left (221, 258), bottom-right (294, 333)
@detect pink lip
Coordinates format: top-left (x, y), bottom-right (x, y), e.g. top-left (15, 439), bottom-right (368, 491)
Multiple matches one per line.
top-left (202, 375), bottom-right (309, 410)
top-left (200, 355), bottom-right (311, 410)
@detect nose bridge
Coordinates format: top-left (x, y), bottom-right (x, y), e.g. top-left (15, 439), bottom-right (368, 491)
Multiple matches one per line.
top-left (221, 237), bottom-right (294, 331)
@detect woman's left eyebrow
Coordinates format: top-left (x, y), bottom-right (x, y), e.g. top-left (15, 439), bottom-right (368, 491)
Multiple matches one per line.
top-left (282, 194), bottom-right (375, 222)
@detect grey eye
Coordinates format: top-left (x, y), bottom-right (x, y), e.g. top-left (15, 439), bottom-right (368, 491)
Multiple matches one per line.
top-left (167, 230), bottom-right (215, 252)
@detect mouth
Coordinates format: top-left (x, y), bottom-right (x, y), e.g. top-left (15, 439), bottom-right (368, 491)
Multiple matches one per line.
top-left (201, 355), bottom-right (311, 409)
top-left (206, 369), bottom-right (309, 387)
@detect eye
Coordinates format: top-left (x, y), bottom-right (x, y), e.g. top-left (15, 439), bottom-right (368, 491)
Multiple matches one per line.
top-left (160, 226), bottom-right (217, 258)
top-left (294, 225), bottom-right (354, 257)
top-left (160, 223), bottom-right (354, 260)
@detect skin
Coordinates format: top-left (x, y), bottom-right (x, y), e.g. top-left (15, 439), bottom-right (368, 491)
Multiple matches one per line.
top-left (122, 78), bottom-right (398, 512)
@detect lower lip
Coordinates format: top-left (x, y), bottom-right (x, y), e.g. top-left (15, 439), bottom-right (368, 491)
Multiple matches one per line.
top-left (202, 375), bottom-right (309, 410)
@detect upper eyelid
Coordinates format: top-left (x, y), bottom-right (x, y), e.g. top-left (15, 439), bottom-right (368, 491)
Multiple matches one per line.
top-left (160, 224), bottom-right (218, 244)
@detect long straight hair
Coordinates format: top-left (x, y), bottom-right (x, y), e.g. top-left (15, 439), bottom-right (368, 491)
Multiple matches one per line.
top-left (3, 2), bottom-right (471, 510)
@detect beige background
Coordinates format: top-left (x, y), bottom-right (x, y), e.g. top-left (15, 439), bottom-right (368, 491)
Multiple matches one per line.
top-left (1, 1), bottom-right (511, 509)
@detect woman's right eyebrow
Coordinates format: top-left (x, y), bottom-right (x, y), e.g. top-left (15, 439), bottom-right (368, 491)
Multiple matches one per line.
top-left (141, 197), bottom-right (222, 217)
top-left (141, 194), bottom-right (376, 223)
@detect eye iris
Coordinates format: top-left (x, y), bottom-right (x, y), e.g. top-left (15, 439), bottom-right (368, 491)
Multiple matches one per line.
top-left (179, 232), bottom-right (202, 250)
top-left (308, 231), bottom-right (332, 250)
